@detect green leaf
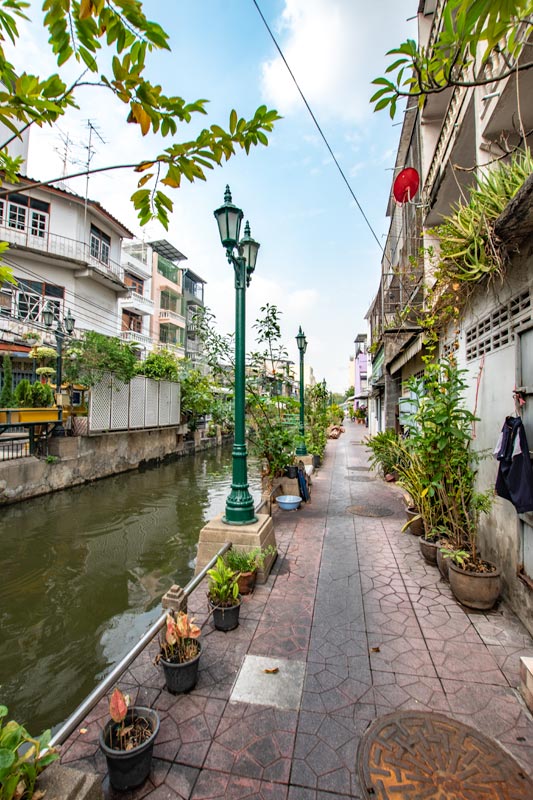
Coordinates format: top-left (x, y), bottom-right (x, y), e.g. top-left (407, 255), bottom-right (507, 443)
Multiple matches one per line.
top-left (0, 748), bottom-right (15, 770)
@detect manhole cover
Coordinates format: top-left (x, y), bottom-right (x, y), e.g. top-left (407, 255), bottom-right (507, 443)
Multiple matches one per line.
top-left (357, 710), bottom-right (533, 800)
top-left (346, 504), bottom-right (394, 517)
top-left (349, 476), bottom-right (375, 482)
top-left (347, 466), bottom-right (370, 471)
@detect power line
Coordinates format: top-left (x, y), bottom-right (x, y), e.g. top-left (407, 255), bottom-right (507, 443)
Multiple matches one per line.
top-left (252, 0), bottom-right (390, 263)
top-left (2, 255), bottom-right (128, 336)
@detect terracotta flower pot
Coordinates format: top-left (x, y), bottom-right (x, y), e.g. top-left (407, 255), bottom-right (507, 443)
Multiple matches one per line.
top-left (448, 560), bottom-right (501, 610)
top-left (237, 570), bottom-right (257, 595)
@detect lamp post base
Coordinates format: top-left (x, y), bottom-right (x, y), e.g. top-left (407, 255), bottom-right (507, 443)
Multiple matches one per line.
top-left (295, 444), bottom-right (308, 456)
top-left (195, 513), bottom-right (277, 582)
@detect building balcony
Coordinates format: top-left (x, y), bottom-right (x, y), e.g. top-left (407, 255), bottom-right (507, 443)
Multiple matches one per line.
top-left (119, 330), bottom-right (154, 349)
top-left (159, 308), bottom-right (185, 326)
top-left (119, 291), bottom-right (154, 316)
top-left (0, 222), bottom-right (125, 288)
top-left (156, 341), bottom-right (185, 359)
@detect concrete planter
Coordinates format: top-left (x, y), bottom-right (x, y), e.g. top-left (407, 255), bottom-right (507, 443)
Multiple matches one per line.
top-left (448, 560), bottom-right (501, 610)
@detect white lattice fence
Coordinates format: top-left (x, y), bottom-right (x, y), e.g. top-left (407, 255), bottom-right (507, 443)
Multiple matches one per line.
top-left (89, 374), bottom-right (180, 432)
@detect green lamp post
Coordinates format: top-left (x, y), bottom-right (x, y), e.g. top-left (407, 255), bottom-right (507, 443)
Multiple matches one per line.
top-left (214, 186), bottom-right (260, 525)
top-left (43, 302), bottom-right (75, 436)
top-left (295, 326), bottom-right (308, 456)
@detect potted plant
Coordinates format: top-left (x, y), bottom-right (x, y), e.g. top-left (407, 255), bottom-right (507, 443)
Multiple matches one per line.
top-left (442, 486), bottom-right (501, 610)
top-left (206, 556), bottom-right (241, 631)
top-left (0, 704), bottom-right (59, 800)
top-left (21, 330), bottom-right (41, 346)
top-left (99, 688), bottom-right (159, 791)
top-left (155, 612), bottom-right (202, 694)
top-left (224, 545), bottom-right (276, 595)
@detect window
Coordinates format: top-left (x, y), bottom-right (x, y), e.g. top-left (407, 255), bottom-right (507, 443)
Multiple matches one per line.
top-left (124, 271), bottom-right (144, 294)
top-left (122, 310), bottom-right (142, 333)
top-left (90, 225), bottom-right (111, 265)
top-left (2, 193), bottom-right (49, 237)
top-left (7, 279), bottom-right (64, 323)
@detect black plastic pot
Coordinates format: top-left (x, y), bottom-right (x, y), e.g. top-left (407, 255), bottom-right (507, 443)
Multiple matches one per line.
top-left (209, 598), bottom-right (241, 631)
top-left (312, 454), bottom-right (321, 468)
top-left (160, 642), bottom-right (201, 694)
top-left (99, 706), bottom-right (159, 791)
top-left (285, 465), bottom-right (298, 479)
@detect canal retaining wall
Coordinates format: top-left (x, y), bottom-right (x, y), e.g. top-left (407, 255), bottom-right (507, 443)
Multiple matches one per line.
top-left (0, 427), bottom-right (231, 506)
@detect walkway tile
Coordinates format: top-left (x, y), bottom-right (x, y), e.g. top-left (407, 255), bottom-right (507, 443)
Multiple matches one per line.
top-left (59, 420), bottom-right (533, 798)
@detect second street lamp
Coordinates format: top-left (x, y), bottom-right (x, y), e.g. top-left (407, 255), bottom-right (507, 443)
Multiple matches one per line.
top-left (43, 302), bottom-right (75, 434)
top-left (214, 186), bottom-right (260, 525)
top-left (295, 326), bottom-right (308, 456)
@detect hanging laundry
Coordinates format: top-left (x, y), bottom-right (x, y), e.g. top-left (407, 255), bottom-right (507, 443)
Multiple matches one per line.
top-left (494, 416), bottom-right (533, 513)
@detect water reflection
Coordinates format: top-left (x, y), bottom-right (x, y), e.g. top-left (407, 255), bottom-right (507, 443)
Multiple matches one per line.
top-left (0, 448), bottom-right (260, 733)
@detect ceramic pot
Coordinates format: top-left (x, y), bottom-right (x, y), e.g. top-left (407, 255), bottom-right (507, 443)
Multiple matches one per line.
top-left (436, 546), bottom-right (450, 581)
top-left (160, 642), bottom-right (201, 694)
top-left (405, 506), bottom-right (424, 536)
top-left (419, 537), bottom-right (439, 565)
top-left (99, 707), bottom-right (159, 791)
top-left (209, 598), bottom-right (241, 631)
top-left (448, 560), bottom-right (501, 610)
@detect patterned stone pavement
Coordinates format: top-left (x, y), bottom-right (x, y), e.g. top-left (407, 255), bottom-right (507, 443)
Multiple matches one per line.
top-left (60, 422), bottom-right (533, 799)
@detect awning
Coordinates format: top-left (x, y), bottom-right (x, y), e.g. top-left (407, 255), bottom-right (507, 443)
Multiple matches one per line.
top-left (389, 334), bottom-right (423, 375)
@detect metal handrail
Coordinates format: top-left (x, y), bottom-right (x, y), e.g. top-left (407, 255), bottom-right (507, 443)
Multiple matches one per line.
top-left (49, 541), bottom-right (232, 748)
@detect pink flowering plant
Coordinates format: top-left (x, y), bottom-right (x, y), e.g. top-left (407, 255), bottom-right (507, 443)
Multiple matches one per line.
top-left (158, 612), bottom-right (201, 664)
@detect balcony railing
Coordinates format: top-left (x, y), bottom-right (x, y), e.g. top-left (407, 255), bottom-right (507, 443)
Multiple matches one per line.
top-left (119, 330), bottom-right (153, 349)
top-left (119, 290), bottom-right (154, 315)
top-left (159, 308), bottom-right (185, 326)
top-left (156, 341), bottom-right (185, 358)
top-left (0, 223), bottom-right (125, 282)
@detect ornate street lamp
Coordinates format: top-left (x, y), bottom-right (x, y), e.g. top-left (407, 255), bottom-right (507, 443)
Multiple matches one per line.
top-left (295, 326), bottom-right (308, 456)
top-left (43, 302), bottom-right (75, 434)
top-left (214, 186), bottom-right (260, 525)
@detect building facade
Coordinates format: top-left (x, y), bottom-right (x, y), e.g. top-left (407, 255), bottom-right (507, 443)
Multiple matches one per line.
top-left (366, 0), bottom-right (533, 631)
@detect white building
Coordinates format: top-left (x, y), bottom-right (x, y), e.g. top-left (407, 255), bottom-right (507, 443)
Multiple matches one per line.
top-left (0, 177), bottom-right (133, 382)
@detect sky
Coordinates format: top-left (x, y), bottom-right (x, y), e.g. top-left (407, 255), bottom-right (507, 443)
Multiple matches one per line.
top-left (12, 0), bottom-right (417, 392)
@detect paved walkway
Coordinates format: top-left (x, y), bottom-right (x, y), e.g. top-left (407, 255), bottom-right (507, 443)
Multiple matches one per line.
top-left (60, 421), bottom-right (533, 798)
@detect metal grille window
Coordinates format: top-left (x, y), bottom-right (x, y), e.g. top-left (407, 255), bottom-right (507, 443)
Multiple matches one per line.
top-left (465, 290), bottom-right (532, 361)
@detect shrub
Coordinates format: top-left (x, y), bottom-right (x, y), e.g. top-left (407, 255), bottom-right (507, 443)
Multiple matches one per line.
top-left (0, 353), bottom-right (14, 408)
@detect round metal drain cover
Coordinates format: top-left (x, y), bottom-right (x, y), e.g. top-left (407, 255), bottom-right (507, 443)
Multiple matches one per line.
top-left (346, 504), bottom-right (394, 517)
top-left (358, 710), bottom-right (533, 800)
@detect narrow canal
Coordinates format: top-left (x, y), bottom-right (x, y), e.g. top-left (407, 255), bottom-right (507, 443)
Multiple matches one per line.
top-left (0, 447), bottom-right (261, 734)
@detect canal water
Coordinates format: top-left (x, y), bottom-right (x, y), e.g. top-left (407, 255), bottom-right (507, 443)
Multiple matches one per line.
top-left (0, 447), bottom-right (261, 734)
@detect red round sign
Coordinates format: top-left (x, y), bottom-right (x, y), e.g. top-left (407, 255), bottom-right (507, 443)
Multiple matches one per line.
top-left (393, 167), bottom-right (420, 203)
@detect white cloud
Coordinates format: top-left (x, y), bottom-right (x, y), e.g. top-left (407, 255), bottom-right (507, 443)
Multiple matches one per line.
top-left (261, 0), bottom-right (415, 123)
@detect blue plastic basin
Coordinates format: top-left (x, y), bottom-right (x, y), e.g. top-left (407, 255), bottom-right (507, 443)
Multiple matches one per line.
top-left (277, 495), bottom-right (301, 511)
